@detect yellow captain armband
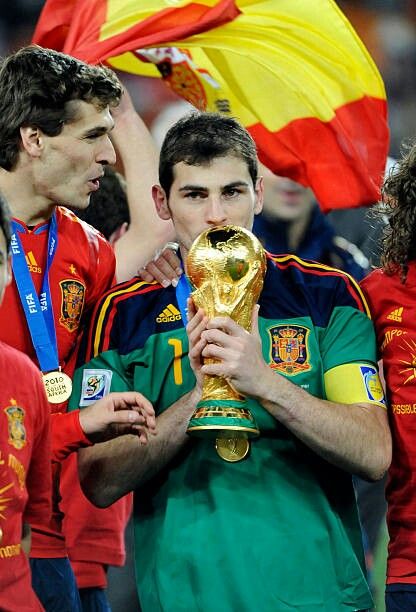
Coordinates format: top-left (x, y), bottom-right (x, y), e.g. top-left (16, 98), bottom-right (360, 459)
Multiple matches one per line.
top-left (324, 363), bottom-right (386, 408)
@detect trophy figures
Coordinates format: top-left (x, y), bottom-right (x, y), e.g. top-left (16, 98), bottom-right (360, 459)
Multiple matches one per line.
top-left (186, 225), bottom-right (266, 460)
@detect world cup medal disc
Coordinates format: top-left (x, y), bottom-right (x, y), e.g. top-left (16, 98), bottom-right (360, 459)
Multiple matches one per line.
top-left (42, 371), bottom-right (72, 404)
top-left (215, 438), bottom-right (250, 462)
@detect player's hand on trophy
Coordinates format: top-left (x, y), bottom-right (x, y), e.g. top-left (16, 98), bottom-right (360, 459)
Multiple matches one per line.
top-left (138, 242), bottom-right (182, 287)
top-left (186, 298), bottom-right (208, 392)
top-left (79, 391), bottom-right (157, 444)
top-left (200, 305), bottom-right (270, 398)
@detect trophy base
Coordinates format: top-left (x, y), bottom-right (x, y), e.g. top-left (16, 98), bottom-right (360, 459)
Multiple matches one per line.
top-left (186, 399), bottom-right (259, 439)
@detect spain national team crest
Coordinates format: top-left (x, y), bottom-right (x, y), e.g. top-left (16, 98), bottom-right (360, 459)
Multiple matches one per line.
top-left (59, 279), bottom-right (86, 332)
top-left (268, 324), bottom-right (311, 375)
top-left (162, 59), bottom-right (207, 109)
top-left (4, 402), bottom-right (26, 450)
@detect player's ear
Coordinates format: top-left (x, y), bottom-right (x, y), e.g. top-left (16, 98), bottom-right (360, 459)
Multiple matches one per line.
top-left (153, 185), bottom-right (171, 221)
top-left (20, 126), bottom-right (44, 159)
top-left (254, 176), bottom-right (264, 215)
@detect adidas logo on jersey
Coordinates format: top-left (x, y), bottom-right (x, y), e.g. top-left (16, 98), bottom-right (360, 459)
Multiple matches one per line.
top-left (25, 251), bottom-right (42, 274)
top-left (156, 304), bottom-right (182, 323)
top-left (387, 307), bottom-right (403, 323)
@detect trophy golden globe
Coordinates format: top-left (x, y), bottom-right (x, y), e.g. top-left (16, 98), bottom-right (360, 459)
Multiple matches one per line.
top-left (186, 225), bottom-right (266, 462)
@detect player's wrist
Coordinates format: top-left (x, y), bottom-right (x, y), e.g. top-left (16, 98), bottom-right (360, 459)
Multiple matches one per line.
top-left (189, 385), bottom-right (203, 409)
top-left (78, 405), bottom-right (101, 436)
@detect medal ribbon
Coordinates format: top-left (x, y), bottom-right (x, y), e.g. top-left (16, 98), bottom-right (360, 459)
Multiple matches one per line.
top-left (175, 273), bottom-right (193, 325)
top-left (11, 212), bottom-right (59, 373)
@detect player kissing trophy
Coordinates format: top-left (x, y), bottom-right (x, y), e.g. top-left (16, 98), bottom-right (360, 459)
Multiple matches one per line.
top-left (186, 225), bottom-right (266, 461)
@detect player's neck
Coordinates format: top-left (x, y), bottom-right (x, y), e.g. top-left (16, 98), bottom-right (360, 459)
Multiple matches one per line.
top-left (0, 169), bottom-right (55, 226)
top-left (12, 201), bottom-right (55, 227)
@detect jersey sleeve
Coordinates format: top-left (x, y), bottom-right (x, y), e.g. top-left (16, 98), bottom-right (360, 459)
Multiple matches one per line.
top-left (84, 233), bottom-right (116, 313)
top-left (23, 369), bottom-right (52, 526)
top-left (319, 274), bottom-right (377, 370)
top-left (319, 275), bottom-right (386, 407)
top-left (51, 411), bottom-right (93, 462)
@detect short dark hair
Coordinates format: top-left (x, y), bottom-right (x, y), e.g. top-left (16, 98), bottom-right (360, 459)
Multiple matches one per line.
top-left (77, 167), bottom-right (130, 239)
top-left (0, 192), bottom-right (12, 253)
top-left (0, 45), bottom-right (123, 171)
top-left (159, 112), bottom-right (258, 196)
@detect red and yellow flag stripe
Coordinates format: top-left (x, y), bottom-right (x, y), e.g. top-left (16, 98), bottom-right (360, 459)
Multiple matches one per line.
top-left (33, 0), bottom-right (389, 211)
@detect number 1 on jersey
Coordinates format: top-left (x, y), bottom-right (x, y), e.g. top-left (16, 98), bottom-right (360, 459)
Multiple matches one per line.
top-left (168, 338), bottom-right (183, 385)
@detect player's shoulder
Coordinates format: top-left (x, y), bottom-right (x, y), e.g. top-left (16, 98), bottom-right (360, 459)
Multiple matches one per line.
top-left (56, 206), bottom-right (110, 248)
top-left (361, 266), bottom-right (383, 281)
top-left (360, 267), bottom-right (390, 292)
top-left (267, 252), bottom-right (368, 311)
top-left (360, 267), bottom-right (408, 320)
top-left (0, 340), bottom-right (42, 378)
top-left (268, 251), bottom-right (354, 282)
top-left (93, 276), bottom-right (163, 317)
top-left (84, 276), bottom-right (167, 359)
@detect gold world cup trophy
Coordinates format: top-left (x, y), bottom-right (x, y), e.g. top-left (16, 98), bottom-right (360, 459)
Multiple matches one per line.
top-left (186, 225), bottom-right (266, 462)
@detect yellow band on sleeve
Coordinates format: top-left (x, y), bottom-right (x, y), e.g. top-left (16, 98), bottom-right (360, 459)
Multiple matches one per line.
top-left (324, 363), bottom-right (386, 408)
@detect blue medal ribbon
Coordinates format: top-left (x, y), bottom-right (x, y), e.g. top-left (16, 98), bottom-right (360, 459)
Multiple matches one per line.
top-left (175, 273), bottom-right (193, 325)
top-left (10, 212), bottom-right (59, 373)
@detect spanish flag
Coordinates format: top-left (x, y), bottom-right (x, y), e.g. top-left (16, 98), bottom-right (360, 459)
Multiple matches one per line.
top-left (33, 0), bottom-right (389, 211)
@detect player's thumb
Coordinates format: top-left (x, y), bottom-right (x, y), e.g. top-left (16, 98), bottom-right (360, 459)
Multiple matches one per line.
top-left (251, 304), bottom-right (260, 337)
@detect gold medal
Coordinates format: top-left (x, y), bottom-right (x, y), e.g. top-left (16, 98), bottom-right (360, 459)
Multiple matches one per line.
top-left (215, 437), bottom-right (250, 462)
top-left (42, 371), bottom-right (72, 404)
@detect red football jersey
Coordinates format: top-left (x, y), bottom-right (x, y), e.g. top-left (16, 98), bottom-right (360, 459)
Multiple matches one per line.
top-left (361, 265), bottom-right (416, 583)
top-left (0, 341), bottom-right (51, 612)
top-left (0, 206), bottom-right (115, 377)
top-left (0, 206), bottom-right (121, 561)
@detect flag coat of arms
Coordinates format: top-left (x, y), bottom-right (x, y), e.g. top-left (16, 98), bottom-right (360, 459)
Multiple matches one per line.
top-left (33, 0), bottom-right (389, 211)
